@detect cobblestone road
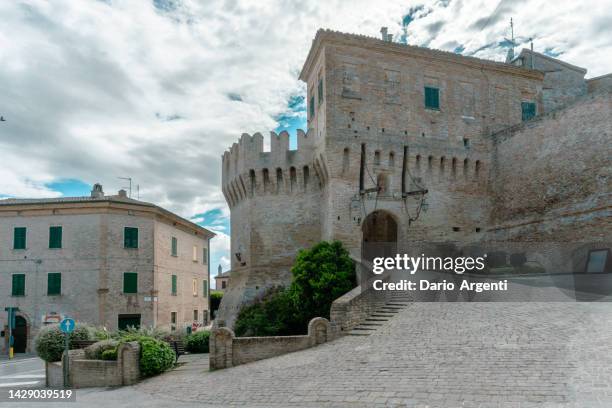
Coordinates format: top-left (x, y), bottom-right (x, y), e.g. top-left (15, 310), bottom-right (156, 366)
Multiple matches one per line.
top-left (14, 302), bottom-right (611, 408)
top-left (135, 302), bottom-right (612, 407)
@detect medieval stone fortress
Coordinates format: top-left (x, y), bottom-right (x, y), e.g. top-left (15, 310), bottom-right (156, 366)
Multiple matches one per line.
top-left (217, 29), bottom-right (612, 327)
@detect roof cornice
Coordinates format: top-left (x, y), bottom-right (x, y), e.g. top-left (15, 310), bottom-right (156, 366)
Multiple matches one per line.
top-left (300, 29), bottom-right (544, 82)
top-left (0, 198), bottom-right (215, 238)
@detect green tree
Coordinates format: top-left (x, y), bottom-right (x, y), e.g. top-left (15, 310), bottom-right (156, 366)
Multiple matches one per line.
top-left (288, 240), bottom-right (356, 325)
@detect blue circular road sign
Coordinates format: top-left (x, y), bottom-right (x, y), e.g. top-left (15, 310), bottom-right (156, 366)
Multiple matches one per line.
top-left (60, 318), bottom-right (75, 333)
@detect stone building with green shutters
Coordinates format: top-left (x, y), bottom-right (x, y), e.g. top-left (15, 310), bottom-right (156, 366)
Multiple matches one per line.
top-left (0, 184), bottom-right (214, 354)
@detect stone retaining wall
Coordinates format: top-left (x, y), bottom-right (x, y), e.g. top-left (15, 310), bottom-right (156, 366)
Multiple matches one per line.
top-left (210, 317), bottom-right (331, 369)
top-left (46, 341), bottom-right (140, 388)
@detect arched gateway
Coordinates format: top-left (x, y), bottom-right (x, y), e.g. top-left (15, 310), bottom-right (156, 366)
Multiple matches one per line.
top-left (361, 210), bottom-right (398, 262)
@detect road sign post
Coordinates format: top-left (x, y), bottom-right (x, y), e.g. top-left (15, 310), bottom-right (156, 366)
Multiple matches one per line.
top-left (60, 318), bottom-right (75, 388)
top-left (4, 307), bottom-right (18, 359)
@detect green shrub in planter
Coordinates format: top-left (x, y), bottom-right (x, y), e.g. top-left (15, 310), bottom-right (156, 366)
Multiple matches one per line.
top-left (35, 323), bottom-right (92, 362)
top-left (84, 340), bottom-right (119, 360)
top-left (136, 337), bottom-right (175, 377)
top-left (101, 348), bottom-right (118, 361)
top-left (185, 331), bottom-right (210, 353)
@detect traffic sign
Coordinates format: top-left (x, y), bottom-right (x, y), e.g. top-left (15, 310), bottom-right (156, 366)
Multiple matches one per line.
top-left (60, 318), bottom-right (75, 334)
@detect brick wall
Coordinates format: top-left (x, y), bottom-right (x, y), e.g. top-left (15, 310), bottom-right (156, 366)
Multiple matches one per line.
top-left (46, 341), bottom-right (140, 388)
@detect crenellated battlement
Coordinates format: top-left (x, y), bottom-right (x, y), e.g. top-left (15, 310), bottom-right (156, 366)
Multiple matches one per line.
top-left (222, 129), bottom-right (320, 207)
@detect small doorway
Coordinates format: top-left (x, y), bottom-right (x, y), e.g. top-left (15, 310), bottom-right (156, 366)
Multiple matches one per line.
top-left (118, 314), bottom-right (141, 331)
top-left (13, 316), bottom-right (27, 353)
top-left (362, 210), bottom-right (398, 262)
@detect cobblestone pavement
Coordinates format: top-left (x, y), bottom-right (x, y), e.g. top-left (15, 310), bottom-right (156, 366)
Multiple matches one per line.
top-left (135, 302), bottom-right (612, 407)
top-left (11, 302), bottom-right (611, 408)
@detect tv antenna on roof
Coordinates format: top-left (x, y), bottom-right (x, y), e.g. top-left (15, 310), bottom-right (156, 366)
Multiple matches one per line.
top-left (118, 177), bottom-right (132, 198)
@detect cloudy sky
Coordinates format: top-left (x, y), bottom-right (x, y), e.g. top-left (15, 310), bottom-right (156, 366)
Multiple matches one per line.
top-left (1, 0), bottom-right (611, 283)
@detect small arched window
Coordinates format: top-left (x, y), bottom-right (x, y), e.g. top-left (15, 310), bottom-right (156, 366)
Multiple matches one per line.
top-left (262, 168), bottom-right (270, 192)
top-left (374, 151), bottom-right (381, 165)
top-left (249, 169), bottom-right (256, 194)
top-left (290, 167), bottom-right (297, 192)
top-left (342, 148), bottom-right (350, 173)
top-left (389, 152), bottom-right (395, 168)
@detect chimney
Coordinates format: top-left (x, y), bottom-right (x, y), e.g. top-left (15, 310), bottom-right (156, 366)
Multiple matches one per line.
top-left (380, 27), bottom-right (388, 41)
top-left (91, 183), bottom-right (104, 198)
top-left (118, 189), bottom-right (127, 198)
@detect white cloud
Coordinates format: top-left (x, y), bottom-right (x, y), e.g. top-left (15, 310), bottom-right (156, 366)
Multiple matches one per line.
top-left (1, 0), bottom-right (610, 221)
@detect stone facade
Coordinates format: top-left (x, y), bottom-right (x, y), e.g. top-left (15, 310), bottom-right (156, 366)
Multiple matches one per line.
top-left (217, 29), bottom-right (612, 328)
top-left (0, 186), bottom-right (214, 353)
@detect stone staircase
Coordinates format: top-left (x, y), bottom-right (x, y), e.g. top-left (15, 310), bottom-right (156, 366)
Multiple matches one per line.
top-left (349, 293), bottom-right (412, 336)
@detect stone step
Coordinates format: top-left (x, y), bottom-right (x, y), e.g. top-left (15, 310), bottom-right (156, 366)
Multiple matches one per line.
top-left (365, 318), bottom-right (388, 322)
top-left (349, 332), bottom-right (370, 336)
top-left (359, 322), bottom-right (384, 326)
top-left (352, 327), bottom-right (377, 331)
top-left (370, 314), bottom-right (395, 318)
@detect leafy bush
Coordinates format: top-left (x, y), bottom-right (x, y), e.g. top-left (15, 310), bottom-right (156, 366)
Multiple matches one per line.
top-left (234, 286), bottom-right (302, 337)
top-left (35, 323), bottom-right (92, 362)
top-left (137, 337), bottom-right (175, 377)
top-left (116, 326), bottom-right (171, 341)
top-left (288, 241), bottom-right (356, 324)
top-left (210, 291), bottom-right (223, 318)
top-left (234, 241), bottom-right (356, 337)
top-left (84, 340), bottom-right (119, 360)
top-left (101, 348), bottom-right (118, 361)
top-left (185, 330), bottom-right (210, 353)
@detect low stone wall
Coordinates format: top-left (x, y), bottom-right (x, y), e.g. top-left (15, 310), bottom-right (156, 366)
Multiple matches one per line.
top-left (46, 341), bottom-right (140, 388)
top-left (330, 264), bottom-right (392, 336)
top-left (210, 317), bottom-right (330, 369)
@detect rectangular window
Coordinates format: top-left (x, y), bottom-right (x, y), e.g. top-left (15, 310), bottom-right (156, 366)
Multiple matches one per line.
top-left (309, 95), bottom-right (315, 118)
top-left (424, 87), bottom-right (440, 110)
top-left (192, 245), bottom-right (198, 262)
top-left (222, 280), bottom-right (227, 289)
top-left (47, 273), bottom-right (61, 295)
top-left (13, 227), bottom-right (26, 250)
top-left (318, 78), bottom-right (324, 104)
top-left (586, 249), bottom-right (609, 273)
top-left (49, 226), bottom-right (62, 249)
top-left (171, 275), bottom-right (177, 295)
top-left (12, 274), bottom-right (25, 296)
top-left (192, 278), bottom-right (198, 296)
top-left (170, 311), bottom-right (177, 331)
top-left (123, 272), bottom-right (138, 294)
top-left (171, 237), bottom-right (178, 257)
top-left (202, 280), bottom-right (208, 298)
top-left (193, 310), bottom-right (198, 321)
top-left (202, 247), bottom-right (208, 265)
top-left (521, 101), bottom-right (536, 121)
top-left (124, 227), bottom-right (139, 249)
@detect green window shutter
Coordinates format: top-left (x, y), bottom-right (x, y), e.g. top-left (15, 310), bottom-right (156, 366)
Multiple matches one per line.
top-left (124, 227), bottom-right (138, 249)
top-left (12, 274), bottom-right (25, 296)
top-left (309, 96), bottom-right (315, 118)
top-left (202, 247), bottom-right (208, 265)
top-left (49, 226), bottom-right (62, 249)
top-left (123, 272), bottom-right (138, 293)
top-left (203, 280), bottom-right (208, 297)
top-left (47, 273), bottom-right (61, 295)
top-left (318, 79), bottom-right (324, 104)
top-left (171, 275), bottom-right (177, 295)
top-left (171, 237), bottom-right (178, 256)
top-left (13, 227), bottom-right (26, 250)
top-left (424, 86), bottom-right (440, 110)
top-left (521, 102), bottom-right (536, 121)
